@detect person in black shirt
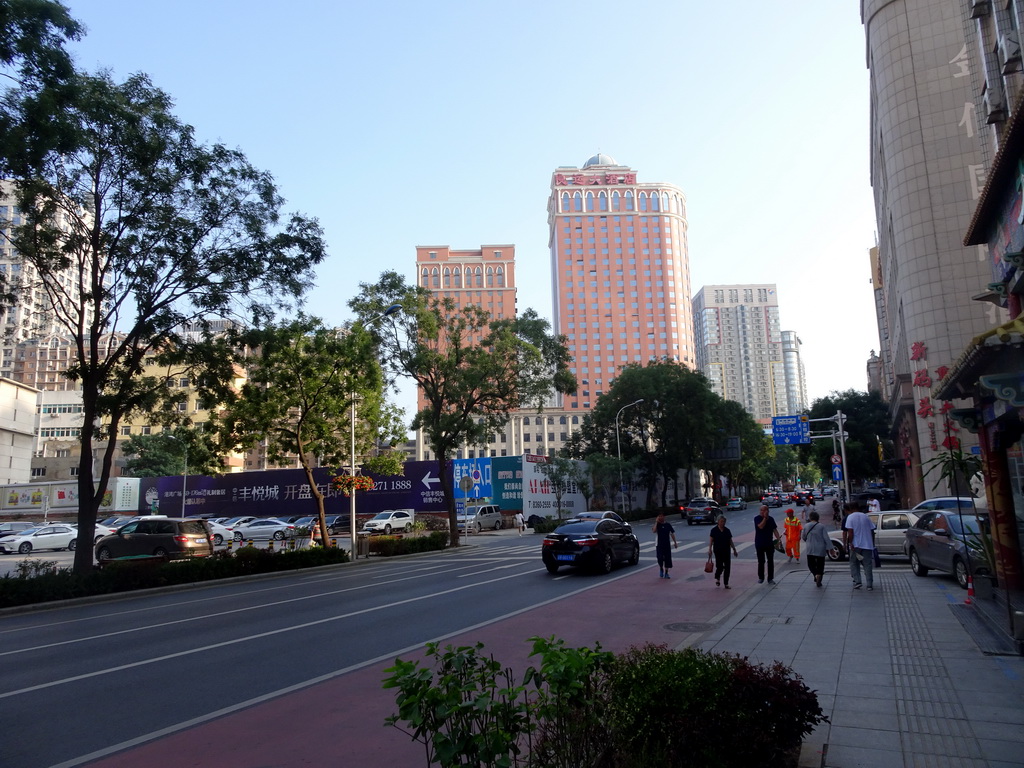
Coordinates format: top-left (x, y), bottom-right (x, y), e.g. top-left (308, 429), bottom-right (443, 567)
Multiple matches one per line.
top-left (708, 514), bottom-right (739, 588)
top-left (652, 512), bottom-right (678, 579)
top-left (753, 504), bottom-right (782, 584)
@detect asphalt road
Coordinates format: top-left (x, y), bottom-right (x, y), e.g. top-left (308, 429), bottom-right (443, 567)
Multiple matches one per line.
top-left (1, 511), bottom-right (911, 767)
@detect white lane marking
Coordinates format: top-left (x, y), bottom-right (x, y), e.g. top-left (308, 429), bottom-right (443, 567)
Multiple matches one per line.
top-left (44, 565), bottom-right (642, 768)
top-left (457, 563), bottom-right (523, 577)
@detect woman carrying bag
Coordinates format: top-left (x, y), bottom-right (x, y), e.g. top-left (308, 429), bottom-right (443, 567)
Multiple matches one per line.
top-left (802, 510), bottom-right (832, 588)
top-left (708, 514), bottom-right (739, 588)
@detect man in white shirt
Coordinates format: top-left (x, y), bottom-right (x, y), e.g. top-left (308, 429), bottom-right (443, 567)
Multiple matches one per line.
top-left (843, 501), bottom-right (878, 590)
top-left (867, 497), bottom-right (881, 514)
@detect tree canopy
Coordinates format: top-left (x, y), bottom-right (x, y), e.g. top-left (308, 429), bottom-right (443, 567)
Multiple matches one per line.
top-left (350, 271), bottom-right (575, 545)
top-left (4, 70), bottom-right (327, 572)
top-left (806, 389), bottom-right (890, 488)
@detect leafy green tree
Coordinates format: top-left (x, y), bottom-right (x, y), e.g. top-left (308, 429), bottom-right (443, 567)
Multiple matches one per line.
top-left (5, 72), bottom-right (326, 572)
top-left (121, 428), bottom-right (219, 479)
top-left (221, 316), bottom-right (406, 544)
top-left (703, 399), bottom-right (772, 500)
top-left (807, 390), bottom-right (890, 488)
top-left (351, 271), bottom-right (575, 545)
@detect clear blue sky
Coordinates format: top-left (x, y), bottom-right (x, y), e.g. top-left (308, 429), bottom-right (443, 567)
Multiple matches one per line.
top-left (62, 0), bottom-right (879, 418)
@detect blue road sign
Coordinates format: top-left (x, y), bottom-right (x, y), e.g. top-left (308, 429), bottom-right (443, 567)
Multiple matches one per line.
top-left (831, 465), bottom-right (844, 482)
top-left (772, 415), bottom-right (810, 445)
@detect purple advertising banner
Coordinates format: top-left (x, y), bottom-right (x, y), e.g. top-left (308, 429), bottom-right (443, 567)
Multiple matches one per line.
top-left (137, 461), bottom-right (447, 519)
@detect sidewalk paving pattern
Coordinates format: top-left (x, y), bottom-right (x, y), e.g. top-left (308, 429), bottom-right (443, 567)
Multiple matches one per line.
top-left (696, 569), bottom-right (1024, 768)
top-left (73, 533), bottom-right (1024, 768)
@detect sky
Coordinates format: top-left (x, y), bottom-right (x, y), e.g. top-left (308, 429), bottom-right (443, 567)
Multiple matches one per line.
top-left (60, 0), bottom-right (879, 419)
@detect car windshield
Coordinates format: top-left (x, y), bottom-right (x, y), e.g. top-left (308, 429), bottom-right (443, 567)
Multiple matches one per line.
top-left (371, 512), bottom-right (393, 520)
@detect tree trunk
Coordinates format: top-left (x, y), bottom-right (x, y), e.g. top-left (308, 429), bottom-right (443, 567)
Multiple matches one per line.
top-left (436, 451), bottom-right (459, 547)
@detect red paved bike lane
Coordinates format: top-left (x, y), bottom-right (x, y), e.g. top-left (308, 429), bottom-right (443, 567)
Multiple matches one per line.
top-left (84, 551), bottom-right (765, 768)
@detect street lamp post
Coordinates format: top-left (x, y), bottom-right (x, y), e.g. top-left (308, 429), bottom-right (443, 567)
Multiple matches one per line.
top-left (165, 434), bottom-right (188, 518)
top-left (615, 399), bottom-right (644, 514)
top-left (349, 303), bottom-right (402, 560)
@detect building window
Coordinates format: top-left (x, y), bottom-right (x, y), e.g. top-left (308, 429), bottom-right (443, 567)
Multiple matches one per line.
top-left (69, 466), bottom-right (78, 476)
top-left (31, 467), bottom-right (45, 477)
top-left (55, 448), bottom-right (70, 458)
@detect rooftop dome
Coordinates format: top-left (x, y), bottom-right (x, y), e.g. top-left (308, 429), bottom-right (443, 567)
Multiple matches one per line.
top-left (582, 152), bottom-right (618, 168)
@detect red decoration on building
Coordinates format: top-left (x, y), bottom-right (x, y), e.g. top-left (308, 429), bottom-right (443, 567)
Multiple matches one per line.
top-left (917, 397), bottom-right (935, 418)
top-left (623, 173), bottom-right (636, 183)
top-left (941, 435), bottom-right (961, 450)
top-left (587, 175), bottom-right (601, 185)
top-left (935, 365), bottom-right (949, 379)
top-left (939, 401), bottom-right (955, 414)
top-left (572, 174), bottom-right (585, 185)
top-left (913, 369), bottom-right (933, 388)
top-left (910, 341), bottom-right (927, 361)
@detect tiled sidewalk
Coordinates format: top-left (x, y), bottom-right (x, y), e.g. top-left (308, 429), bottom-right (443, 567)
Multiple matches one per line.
top-left (694, 567), bottom-right (1024, 768)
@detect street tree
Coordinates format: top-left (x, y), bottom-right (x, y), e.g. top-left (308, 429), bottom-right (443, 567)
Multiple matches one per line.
top-left (350, 271), bottom-right (575, 545)
top-left (703, 398), bottom-right (773, 499)
top-left (4, 72), bottom-right (327, 572)
top-left (122, 428), bottom-right (219, 479)
top-left (221, 317), bottom-right (406, 544)
top-left (807, 389), bottom-right (890, 487)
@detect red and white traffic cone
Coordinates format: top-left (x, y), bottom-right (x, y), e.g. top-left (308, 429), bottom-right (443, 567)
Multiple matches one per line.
top-left (965, 575), bottom-right (974, 605)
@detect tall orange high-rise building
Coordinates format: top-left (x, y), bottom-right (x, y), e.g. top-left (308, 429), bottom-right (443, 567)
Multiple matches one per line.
top-left (547, 154), bottom-right (693, 411)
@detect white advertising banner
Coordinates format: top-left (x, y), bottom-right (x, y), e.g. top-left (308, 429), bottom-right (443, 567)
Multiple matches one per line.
top-left (521, 455), bottom-right (588, 518)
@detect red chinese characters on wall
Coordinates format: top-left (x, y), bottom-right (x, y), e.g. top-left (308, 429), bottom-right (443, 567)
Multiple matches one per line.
top-left (554, 172), bottom-right (638, 186)
top-left (909, 341), bottom-right (958, 450)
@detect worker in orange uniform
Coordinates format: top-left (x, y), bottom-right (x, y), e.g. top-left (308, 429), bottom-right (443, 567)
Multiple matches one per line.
top-left (783, 508), bottom-right (803, 563)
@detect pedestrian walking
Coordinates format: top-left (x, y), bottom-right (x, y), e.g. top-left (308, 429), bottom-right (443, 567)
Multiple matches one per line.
top-left (708, 514), bottom-right (738, 588)
top-left (784, 508), bottom-right (802, 563)
top-left (831, 498), bottom-right (842, 529)
top-left (514, 511), bottom-right (525, 535)
top-left (652, 512), bottom-right (678, 579)
top-left (867, 497), bottom-right (881, 514)
top-left (802, 510), bottom-right (832, 587)
top-left (843, 501), bottom-right (878, 590)
top-left (754, 504), bottom-right (782, 584)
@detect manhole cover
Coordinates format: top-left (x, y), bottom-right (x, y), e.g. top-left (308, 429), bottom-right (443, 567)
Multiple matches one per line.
top-left (665, 622), bottom-right (714, 633)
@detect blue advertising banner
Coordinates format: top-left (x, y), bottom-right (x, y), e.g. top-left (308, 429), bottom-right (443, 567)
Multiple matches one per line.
top-left (137, 461), bottom-right (447, 519)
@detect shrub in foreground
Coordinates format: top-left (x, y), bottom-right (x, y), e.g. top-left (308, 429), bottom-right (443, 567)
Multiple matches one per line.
top-left (368, 531), bottom-right (448, 557)
top-left (384, 637), bottom-right (827, 768)
top-left (0, 546), bottom-right (349, 609)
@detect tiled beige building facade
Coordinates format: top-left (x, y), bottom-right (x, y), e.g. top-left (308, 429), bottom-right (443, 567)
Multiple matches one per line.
top-left (863, 0), bottom-right (1002, 503)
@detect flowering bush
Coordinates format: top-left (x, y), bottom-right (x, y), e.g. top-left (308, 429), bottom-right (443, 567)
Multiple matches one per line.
top-left (332, 474), bottom-right (374, 495)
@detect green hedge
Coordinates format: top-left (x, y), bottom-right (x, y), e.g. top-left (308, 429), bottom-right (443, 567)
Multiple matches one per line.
top-left (368, 531), bottom-right (448, 557)
top-left (0, 546), bottom-right (349, 609)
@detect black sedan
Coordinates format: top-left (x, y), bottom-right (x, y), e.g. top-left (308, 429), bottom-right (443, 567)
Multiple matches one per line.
top-left (541, 519), bottom-right (640, 574)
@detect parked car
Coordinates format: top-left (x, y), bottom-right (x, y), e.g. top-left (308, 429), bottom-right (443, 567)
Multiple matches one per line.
top-left (98, 515), bottom-right (136, 530)
top-left (221, 516), bottom-right (259, 529)
top-left (725, 498), bottom-right (747, 511)
top-left (202, 519), bottom-right (233, 546)
top-left (232, 518), bottom-right (297, 541)
top-left (0, 521), bottom-right (35, 538)
top-left (905, 510), bottom-right (992, 589)
top-left (760, 493), bottom-right (783, 508)
top-left (827, 510), bottom-right (921, 561)
top-left (541, 518), bottom-right (640, 574)
top-left (0, 524), bottom-right (78, 555)
top-left (363, 509), bottom-right (415, 534)
top-left (910, 497), bottom-right (985, 512)
top-left (456, 505), bottom-right (504, 532)
top-left (683, 499), bottom-right (720, 525)
top-left (95, 517), bottom-right (213, 561)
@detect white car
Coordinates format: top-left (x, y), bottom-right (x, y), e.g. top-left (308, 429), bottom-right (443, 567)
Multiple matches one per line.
top-left (200, 519), bottom-right (233, 546)
top-left (911, 497), bottom-right (985, 512)
top-left (0, 524), bottom-right (79, 555)
top-left (827, 510), bottom-right (921, 561)
top-left (363, 509), bottom-right (415, 534)
top-left (232, 518), bottom-right (296, 542)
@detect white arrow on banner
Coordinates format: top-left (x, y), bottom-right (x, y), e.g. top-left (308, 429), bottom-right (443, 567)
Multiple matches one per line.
top-left (421, 472), bottom-right (440, 489)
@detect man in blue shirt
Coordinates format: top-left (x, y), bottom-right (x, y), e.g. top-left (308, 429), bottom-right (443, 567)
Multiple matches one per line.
top-left (754, 504), bottom-right (783, 584)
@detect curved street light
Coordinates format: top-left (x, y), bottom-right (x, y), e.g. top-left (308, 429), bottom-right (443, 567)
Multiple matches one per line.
top-left (164, 433), bottom-right (188, 518)
top-left (349, 303), bottom-right (403, 559)
top-left (616, 399), bottom-right (644, 514)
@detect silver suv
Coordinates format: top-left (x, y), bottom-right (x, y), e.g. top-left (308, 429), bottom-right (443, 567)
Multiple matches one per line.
top-left (457, 505), bottom-right (504, 532)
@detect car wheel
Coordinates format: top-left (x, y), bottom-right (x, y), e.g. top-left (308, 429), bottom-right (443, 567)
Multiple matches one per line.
top-left (68, 539), bottom-right (77, 551)
top-left (628, 544), bottom-right (640, 566)
top-left (545, 562), bottom-right (560, 574)
top-left (687, 519), bottom-right (694, 526)
top-left (910, 549), bottom-right (929, 577)
top-left (404, 524), bottom-right (412, 533)
top-left (827, 543), bottom-right (844, 562)
top-left (97, 546), bottom-right (112, 561)
top-left (234, 532), bottom-right (243, 541)
top-left (494, 519), bottom-right (502, 530)
top-left (213, 534), bottom-right (224, 546)
top-left (18, 542), bottom-right (32, 554)
top-left (153, 547), bottom-right (168, 558)
top-left (273, 530), bottom-right (285, 540)
top-left (384, 524), bottom-right (392, 534)
top-left (953, 557), bottom-right (969, 589)
top-left (475, 522), bottom-right (483, 533)
top-left (600, 550), bottom-right (613, 574)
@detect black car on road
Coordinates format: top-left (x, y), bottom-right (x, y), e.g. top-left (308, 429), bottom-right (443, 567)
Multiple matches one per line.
top-left (541, 519), bottom-right (640, 574)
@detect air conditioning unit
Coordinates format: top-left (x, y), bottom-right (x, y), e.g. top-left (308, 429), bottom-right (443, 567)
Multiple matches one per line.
top-left (1000, 31), bottom-right (1021, 74)
top-left (970, 0), bottom-right (990, 18)
top-left (984, 89), bottom-right (1007, 123)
